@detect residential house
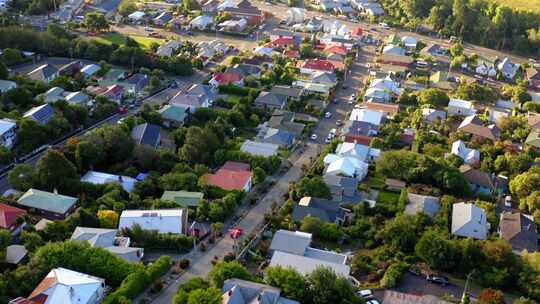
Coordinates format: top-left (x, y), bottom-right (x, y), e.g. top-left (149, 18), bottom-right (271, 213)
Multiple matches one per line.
top-left (270, 85), bottom-right (303, 101)
top-left (311, 71), bottom-right (338, 87)
top-left (100, 84), bottom-right (124, 103)
top-left (0, 80), bottom-right (16, 93)
top-left (429, 71), bottom-right (457, 91)
top-left (526, 129), bottom-right (540, 148)
top-left (323, 175), bottom-right (359, 202)
top-left (334, 141), bottom-right (380, 163)
top-left (451, 140), bottom-right (480, 165)
top-left (422, 108), bottom-right (446, 124)
top-left (209, 72), bottom-right (244, 88)
top-left (365, 102), bottom-right (399, 119)
top-left (0, 203), bottom-right (26, 234)
top-left (377, 44), bottom-right (413, 72)
top-left (323, 154), bottom-right (369, 180)
top-left (382, 290), bottom-right (452, 304)
top-left (5, 245), bottom-right (28, 265)
top-left (43, 86), bottom-right (65, 103)
top-left (119, 209), bottom-right (188, 234)
top-left (205, 161), bottom-right (252, 192)
top-left (401, 36), bottom-right (417, 49)
top-left (268, 229), bottom-right (350, 276)
top-left (267, 110), bottom-right (305, 137)
top-left (80, 64), bottom-right (101, 78)
top-left (156, 40), bottom-right (183, 57)
top-left (267, 36), bottom-right (297, 50)
top-left (349, 108), bottom-right (384, 126)
top-left (497, 57), bottom-right (520, 80)
top-left (341, 120), bottom-right (379, 145)
top-left (0, 118), bottom-right (16, 149)
top-left (420, 43), bottom-right (448, 59)
top-left (23, 104), bottom-right (54, 125)
top-left (324, 45), bottom-right (348, 60)
top-left (71, 227), bottom-right (144, 262)
top-left (368, 76), bottom-right (401, 95)
top-left (218, 19), bottom-right (248, 32)
top-left (448, 98), bottom-right (476, 116)
top-left (292, 80), bottom-right (333, 95)
top-left (254, 91), bottom-right (288, 110)
top-left (451, 202), bottom-right (490, 240)
top-left (131, 123), bottom-right (161, 149)
top-left (298, 59), bottom-right (338, 74)
top-left (126, 73), bottom-right (149, 94)
top-left (81, 171), bottom-right (138, 193)
top-left (405, 192), bottom-right (440, 218)
top-left (253, 46), bottom-right (277, 58)
top-left (459, 165), bottom-right (502, 195)
top-left (26, 64), bottom-right (58, 83)
top-left (525, 67), bottom-right (540, 90)
top-left (528, 112), bottom-right (540, 130)
top-left (240, 140), bottom-right (279, 157)
top-left (159, 104), bottom-right (189, 127)
top-left (160, 191), bottom-right (204, 208)
top-left (499, 211), bottom-right (538, 253)
top-left (65, 91), bottom-right (90, 105)
top-left (256, 127), bottom-right (295, 148)
top-left (185, 83), bottom-right (217, 105)
top-left (486, 106), bottom-right (510, 127)
top-left (128, 11), bottom-right (145, 21)
top-left (189, 15), bottom-right (213, 30)
top-left (226, 63), bottom-right (263, 78)
top-left (221, 279), bottom-right (300, 304)
top-left (17, 189), bottom-right (78, 220)
top-left (222, 0), bottom-right (265, 25)
top-left (476, 61), bottom-right (497, 78)
top-left (201, 0), bottom-right (220, 13)
top-left (58, 61), bottom-right (82, 76)
top-left (458, 115), bottom-right (500, 141)
top-left (9, 268), bottom-right (105, 304)
top-left (153, 11), bottom-right (173, 26)
top-left (364, 87), bottom-right (391, 103)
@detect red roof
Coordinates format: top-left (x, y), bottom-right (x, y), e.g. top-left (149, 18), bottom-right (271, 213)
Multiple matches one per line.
top-left (352, 27), bottom-right (363, 37)
top-left (324, 45), bottom-right (348, 56)
top-left (212, 72), bottom-right (243, 85)
top-left (0, 203), bottom-right (26, 230)
top-left (270, 37), bottom-right (295, 47)
top-left (283, 50), bottom-right (300, 58)
top-left (299, 59), bottom-right (336, 72)
top-left (206, 161), bottom-right (252, 191)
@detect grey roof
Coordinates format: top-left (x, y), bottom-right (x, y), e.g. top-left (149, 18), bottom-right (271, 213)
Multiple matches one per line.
top-left (267, 110), bottom-right (305, 136)
top-left (292, 197), bottom-right (345, 223)
top-left (240, 140), bottom-right (279, 157)
top-left (270, 86), bottom-right (303, 99)
top-left (258, 128), bottom-right (295, 147)
top-left (231, 63), bottom-right (262, 77)
top-left (323, 175), bottom-right (358, 190)
top-left (405, 193), bottom-right (440, 218)
top-left (254, 92), bottom-right (287, 108)
top-left (105, 246), bottom-right (144, 262)
top-left (269, 230), bottom-right (312, 255)
top-left (71, 227), bottom-right (117, 247)
top-left (269, 250), bottom-right (350, 277)
top-left (222, 279), bottom-right (300, 304)
top-left (17, 188), bottom-right (77, 215)
top-left (304, 247), bottom-right (347, 264)
top-left (311, 71), bottom-right (337, 85)
top-left (131, 123), bottom-right (161, 148)
top-left (499, 211), bottom-right (538, 253)
top-left (27, 64), bottom-right (58, 82)
top-left (186, 84), bottom-right (216, 100)
top-left (23, 104), bottom-right (55, 125)
top-left (5, 245), bottom-right (27, 264)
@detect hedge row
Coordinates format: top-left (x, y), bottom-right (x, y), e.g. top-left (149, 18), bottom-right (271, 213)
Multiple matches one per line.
top-left (218, 84), bottom-right (258, 97)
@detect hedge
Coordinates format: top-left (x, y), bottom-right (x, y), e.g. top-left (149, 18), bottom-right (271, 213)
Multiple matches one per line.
top-left (380, 262), bottom-right (409, 288)
top-left (218, 84), bottom-right (258, 97)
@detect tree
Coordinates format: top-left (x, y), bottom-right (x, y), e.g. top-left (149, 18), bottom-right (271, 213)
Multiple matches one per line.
top-left (265, 266), bottom-right (307, 301)
top-left (21, 231), bottom-right (44, 251)
top-left (417, 88), bottom-right (449, 107)
top-left (179, 126), bottom-right (221, 165)
top-left (118, 0), bottom-right (137, 17)
top-left (8, 164), bottom-right (36, 191)
top-left (0, 61), bottom-right (8, 79)
top-left (208, 261), bottom-right (250, 288)
top-left (513, 298), bottom-right (536, 304)
top-left (98, 210), bottom-right (119, 228)
top-left (75, 140), bottom-right (104, 171)
top-left (510, 170), bottom-right (540, 199)
top-left (36, 149), bottom-right (78, 192)
top-left (450, 42), bottom-right (464, 57)
top-left (415, 229), bottom-right (458, 270)
top-left (294, 176), bottom-right (331, 199)
top-left (186, 288), bottom-right (221, 304)
top-left (252, 167), bottom-right (266, 185)
top-left (1, 48), bottom-right (23, 66)
top-left (85, 12), bottom-right (109, 33)
top-left (478, 288), bottom-right (505, 304)
top-left (518, 251), bottom-right (540, 300)
top-left (300, 43), bottom-right (314, 58)
top-left (377, 213), bottom-right (430, 253)
top-left (307, 267), bottom-right (362, 304)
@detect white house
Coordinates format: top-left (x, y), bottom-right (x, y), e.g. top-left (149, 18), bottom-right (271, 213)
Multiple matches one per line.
top-left (12, 267), bottom-right (105, 304)
top-left (422, 108), bottom-right (446, 123)
top-left (475, 62), bottom-right (497, 77)
top-left (80, 64), bottom-right (101, 78)
top-left (382, 44), bottom-right (406, 56)
top-left (451, 202), bottom-right (490, 240)
top-left (0, 119), bottom-right (16, 149)
top-left (81, 171), bottom-right (138, 193)
top-left (369, 77), bottom-right (401, 95)
top-left (128, 11), bottom-right (145, 21)
top-left (189, 15), bottom-right (213, 30)
top-left (323, 154), bottom-right (369, 180)
top-left (401, 36), bottom-right (417, 49)
top-left (118, 209), bottom-right (188, 234)
top-left (285, 7), bottom-right (306, 24)
top-left (447, 98), bottom-right (476, 116)
top-left (451, 140), bottom-right (480, 165)
top-left (335, 142), bottom-right (380, 163)
top-left (349, 108), bottom-right (384, 126)
top-left (497, 57), bottom-right (520, 79)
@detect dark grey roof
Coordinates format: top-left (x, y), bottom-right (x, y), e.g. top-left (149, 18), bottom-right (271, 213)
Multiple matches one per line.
top-left (259, 128), bottom-right (295, 147)
top-left (27, 64), bottom-right (58, 81)
top-left (222, 279), bottom-right (299, 304)
top-left (269, 230), bottom-right (312, 255)
top-left (23, 104), bottom-right (55, 124)
top-left (292, 197), bottom-right (346, 223)
top-left (323, 175), bottom-right (358, 191)
top-left (270, 85), bottom-right (303, 98)
top-left (312, 72), bottom-right (337, 84)
top-left (254, 91), bottom-right (287, 108)
top-left (186, 84), bottom-right (216, 99)
top-left (267, 110), bottom-right (305, 136)
top-left (127, 73), bottom-right (149, 90)
top-left (131, 123), bottom-right (161, 148)
top-left (499, 211), bottom-right (538, 253)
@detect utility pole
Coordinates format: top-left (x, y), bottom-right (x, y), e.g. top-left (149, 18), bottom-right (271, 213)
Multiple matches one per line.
top-left (461, 269), bottom-right (476, 304)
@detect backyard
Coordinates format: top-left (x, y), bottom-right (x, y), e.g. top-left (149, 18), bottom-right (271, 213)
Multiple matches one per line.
top-left (90, 32), bottom-right (165, 49)
top-left (493, 0), bottom-right (540, 10)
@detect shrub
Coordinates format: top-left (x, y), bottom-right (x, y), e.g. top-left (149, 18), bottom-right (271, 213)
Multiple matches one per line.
top-left (179, 259), bottom-right (190, 269)
top-left (147, 256), bottom-right (172, 282)
top-left (218, 84), bottom-right (253, 96)
top-left (380, 262), bottom-right (409, 288)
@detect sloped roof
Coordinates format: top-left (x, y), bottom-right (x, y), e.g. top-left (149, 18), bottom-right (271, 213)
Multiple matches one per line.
top-left (292, 196), bottom-right (345, 223)
top-left (451, 202), bottom-right (489, 240)
top-left (5, 245), bottom-right (27, 264)
top-left (23, 104), bottom-right (55, 124)
top-left (205, 161), bottom-right (252, 191)
top-left (459, 165), bottom-right (494, 190)
top-left (240, 140), bottom-right (279, 157)
top-left (458, 115), bottom-right (499, 140)
top-left (405, 193), bottom-right (440, 218)
top-left (159, 104), bottom-right (189, 123)
top-left (18, 189), bottom-right (77, 215)
top-left (131, 123), bottom-right (161, 147)
top-left (269, 230), bottom-right (312, 255)
top-left (255, 91), bottom-right (287, 108)
top-left (81, 171), bottom-right (138, 193)
top-left (270, 86), bottom-right (303, 98)
top-left (270, 250), bottom-right (350, 277)
top-left (499, 211), bottom-right (538, 252)
top-left (27, 64), bottom-right (58, 81)
top-left (71, 227), bottom-right (116, 247)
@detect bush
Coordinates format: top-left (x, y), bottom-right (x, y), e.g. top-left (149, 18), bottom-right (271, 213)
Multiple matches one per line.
top-left (380, 262), bottom-right (409, 288)
top-left (218, 84), bottom-right (253, 96)
top-left (147, 256), bottom-right (172, 282)
top-left (179, 259), bottom-right (190, 269)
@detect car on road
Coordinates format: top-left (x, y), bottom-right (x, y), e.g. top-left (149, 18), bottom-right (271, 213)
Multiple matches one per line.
top-left (310, 134), bottom-right (318, 140)
top-left (336, 120), bottom-right (342, 126)
top-left (378, 22), bottom-right (389, 29)
top-left (330, 128), bottom-right (337, 136)
top-left (325, 135), bottom-right (332, 143)
top-left (351, 93), bottom-right (356, 100)
top-left (324, 112), bottom-right (332, 118)
top-left (426, 274), bottom-right (449, 286)
top-left (367, 300), bottom-right (380, 304)
top-left (144, 26), bottom-right (153, 32)
top-left (504, 195), bottom-right (512, 208)
top-left (149, 32), bottom-right (164, 38)
top-left (357, 289), bottom-right (374, 300)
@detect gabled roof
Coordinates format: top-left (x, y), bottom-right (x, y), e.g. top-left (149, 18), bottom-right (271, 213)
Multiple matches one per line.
top-left (527, 112), bottom-right (540, 129)
top-left (160, 191), bottom-right (204, 207)
top-left (299, 59), bottom-right (336, 72)
top-left (0, 203), bottom-right (26, 229)
top-left (18, 189), bottom-right (77, 215)
top-left (71, 227), bottom-right (116, 247)
top-left (458, 115), bottom-right (499, 140)
top-left (459, 165), bottom-right (494, 190)
top-left (365, 102), bottom-right (399, 116)
top-left (405, 193), bottom-right (440, 218)
top-left (27, 64), bottom-right (58, 81)
top-left (23, 104), bottom-right (55, 124)
top-left (311, 71), bottom-right (337, 85)
top-left (131, 123), bottom-right (161, 147)
top-left (269, 230), bottom-right (312, 255)
top-left (526, 129), bottom-right (540, 148)
top-left (267, 110), bottom-right (305, 136)
top-left (382, 290), bottom-right (452, 304)
top-left (451, 202), bottom-right (489, 240)
top-left (81, 171), bottom-right (138, 193)
top-left (270, 85), bottom-right (303, 98)
top-left (0, 119), bottom-right (16, 136)
top-left (205, 161), bottom-right (252, 191)
top-left (292, 196), bottom-right (346, 223)
top-left (159, 104), bottom-right (189, 123)
top-left (349, 108), bottom-right (384, 125)
top-left (5, 245), bottom-right (27, 264)
top-left (258, 127), bottom-right (295, 147)
top-left (324, 45), bottom-right (348, 55)
top-left (254, 91), bottom-right (287, 108)
top-left (451, 140), bottom-right (479, 165)
top-left (222, 279), bottom-right (299, 304)
top-left (499, 211), bottom-right (538, 253)
top-left (269, 250), bottom-right (350, 277)
top-left (212, 72), bottom-right (243, 84)
top-left (240, 140), bottom-right (279, 157)
top-left (186, 84), bottom-right (216, 99)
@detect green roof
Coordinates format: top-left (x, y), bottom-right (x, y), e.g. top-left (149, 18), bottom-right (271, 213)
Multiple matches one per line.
top-left (159, 104), bottom-right (189, 123)
top-left (160, 191), bottom-right (203, 207)
top-left (18, 188), bottom-right (77, 214)
top-left (526, 130), bottom-right (540, 148)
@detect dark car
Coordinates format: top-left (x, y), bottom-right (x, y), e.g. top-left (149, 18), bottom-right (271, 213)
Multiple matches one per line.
top-left (426, 275), bottom-right (449, 286)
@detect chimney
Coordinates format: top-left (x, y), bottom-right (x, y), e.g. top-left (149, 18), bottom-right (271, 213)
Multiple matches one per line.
top-left (53, 188), bottom-right (58, 194)
top-left (119, 175), bottom-right (123, 182)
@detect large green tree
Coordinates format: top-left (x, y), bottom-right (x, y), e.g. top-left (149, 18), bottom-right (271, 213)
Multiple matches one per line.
top-left (36, 149), bottom-right (78, 192)
top-left (208, 261), bottom-right (251, 288)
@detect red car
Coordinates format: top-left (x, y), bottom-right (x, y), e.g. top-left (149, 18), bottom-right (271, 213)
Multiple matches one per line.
top-left (229, 227), bottom-right (243, 239)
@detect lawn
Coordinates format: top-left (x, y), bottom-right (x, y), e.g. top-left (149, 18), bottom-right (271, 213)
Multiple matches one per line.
top-left (90, 32), bottom-right (165, 49)
top-left (492, 0), bottom-right (540, 10)
top-left (377, 190), bottom-right (400, 204)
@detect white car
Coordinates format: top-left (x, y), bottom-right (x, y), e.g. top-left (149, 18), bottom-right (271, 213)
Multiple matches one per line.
top-left (358, 289), bottom-right (374, 299)
top-left (330, 128), bottom-right (337, 136)
top-left (144, 26), bottom-right (153, 32)
top-left (367, 300), bottom-right (380, 304)
top-left (310, 134), bottom-right (318, 140)
top-left (378, 22), bottom-right (389, 29)
top-left (325, 112), bottom-right (332, 118)
top-left (351, 93), bottom-right (356, 100)
top-left (504, 195), bottom-right (512, 208)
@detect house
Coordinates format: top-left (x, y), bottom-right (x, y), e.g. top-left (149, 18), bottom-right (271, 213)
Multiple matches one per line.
top-left (23, 104), bottom-right (54, 125)
top-left (451, 202), bottom-right (490, 240)
top-left (267, 110), bottom-right (305, 137)
top-left (189, 15), bottom-right (213, 30)
top-left (253, 46), bottom-right (277, 58)
top-left (458, 115), bottom-right (500, 141)
top-left (369, 77), bottom-right (401, 95)
top-left (529, 112), bottom-right (540, 130)
top-left (222, 279), bottom-right (300, 304)
top-left (205, 161), bottom-right (252, 192)
top-left (81, 171), bottom-right (138, 193)
top-left (499, 211), bottom-right (538, 253)
top-left (0, 80), bottom-right (16, 93)
top-left (349, 108), bottom-right (384, 126)
top-left (311, 71), bottom-right (338, 87)
top-left (186, 83), bottom-right (217, 104)
top-left (429, 71), bottom-right (457, 91)
top-left (270, 85), bottom-right (303, 101)
top-left (128, 10), bottom-right (145, 21)
top-left (405, 193), bottom-right (440, 218)
top-left (170, 93), bottom-right (209, 112)
top-left (381, 44), bottom-right (406, 56)
top-left (131, 123), bottom-right (161, 149)
top-left (254, 91), bottom-right (288, 110)
top-left (292, 80), bottom-right (333, 95)
top-left (240, 140), bottom-right (279, 157)
top-left (71, 227), bottom-right (144, 262)
top-left (5, 245), bottom-right (27, 264)
top-left (382, 290), bottom-right (452, 304)
top-left (268, 229), bottom-right (350, 276)
top-left (17, 189), bottom-right (78, 220)
top-left (209, 72), bottom-right (244, 88)
top-left (9, 268), bottom-right (105, 304)
top-left (420, 43), bottom-right (448, 59)
top-left (298, 59), bottom-right (337, 74)
top-left (364, 88), bottom-right (391, 103)
top-left (422, 108), bottom-right (446, 124)
top-left (222, 0), bottom-right (265, 25)
top-left (385, 178), bottom-right (406, 191)
top-left (159, 104), bottom-right (189, 127)
top-left (256, 127), bottom-right (295, 148)
top-left (65, 91), bottom-right (90, 105)
top-left (58, 61), bottom-right (82, 76)
top-left (497, 57), bottom-right (520, 79)
top-left (401, 36), bottom-right (417, 49)
top-left (119, 209), bottom-right (188, 234)
top-left (341, 120), bottom-right (379, 145)
top-left (267, 36), bottom-right (297, 50)
top-left (323, 154), bottom-right (369, 180)
top-left (459, 164), bottom-right (503, 196)
top-left (365, 102), bottom-right (399, 118)
top-left (526, 129), bottom-right (540, 148)
top-left (160, 191), bottom-right (204, 208)
top-left (334, 142), bottom-right (380, 163)
top-left (0, 118), bottom-right (16, 149)
top-left (226, 63), bottom-right (262, 78)
top-left (451, 140), bottom-right (480, 165)
top-left (0, 203), bottom-right (26, 233)
top-left (324, 45), bottom-right (348, 60)
top-left (323, 175), bottom-right (359, 202)
top-left (156, 40), bottom-right (183, 57)
top-left (448, 98), bottom-right (476, 116)
top-left (525, 68), bottom-right (540, 90)
top-left (34, 218), bottom-right (53, 231)
top-left (293, 196), bottom-right (352, 225)
top-left (486, 106), bottom-right (510, 127)
top-left (99, 84), bottom-right (124, 103)
top-left (80, 64), bottom-right (101, 78)
top-left (153, 11), bottom-right (173, 26)
top-left (43, 86), bottom-right (65, 103)
top-left (476, 62), bottom-right (497, 78)
top-left (126, 73), bottom-right (149, 93)
top-left (26, 64), bottom-right (58, 83)
top-left (218, 19), bottom-right (248, 32)
top-left (202, 0), bottom-right (220, 13)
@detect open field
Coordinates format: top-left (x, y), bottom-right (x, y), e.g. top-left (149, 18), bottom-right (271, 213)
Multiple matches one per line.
top-left (90, 32), bottom-right (165, 49)
top-left (493, 0), bottom-right (540, 11)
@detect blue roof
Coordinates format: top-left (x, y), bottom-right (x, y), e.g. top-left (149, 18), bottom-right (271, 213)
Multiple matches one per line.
top-left (131, 123), bottom-right (161, 148)
top-left (23, 104), bottom-right (55, 125)
top-left (136, 173), bottom-right (148, 181)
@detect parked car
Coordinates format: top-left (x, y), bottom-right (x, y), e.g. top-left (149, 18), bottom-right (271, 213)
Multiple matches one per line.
top-left (357, 289), bottom-right (374, 300)
top-left (504, 195), bottom-right (512, 208)
top-left (378, 22), bottom-right (389, 29)
top-left (426, 274), bottom-right (449, 286)
top-left (351, 93), bottom-right (356, 100)
top-left (310, 134), bottom-right (318, 140)
top-left (367, 300), bottom-right (380, 304)
top-left (336, 120), bottom-right (342, 126)
top-left (325, 111), bottom-right (332, 118)
top-left (144, 26), bottom-right (153, 32)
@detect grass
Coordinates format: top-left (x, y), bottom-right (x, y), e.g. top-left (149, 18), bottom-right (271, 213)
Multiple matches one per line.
top-left (492, 0), bottom-right (540, 10)
top-left (90, 32), bottom-right (165, 49)
top-left (377, 191), bottom-right (400, 204)
top-left (366, 175), bottom-right (385, 190)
